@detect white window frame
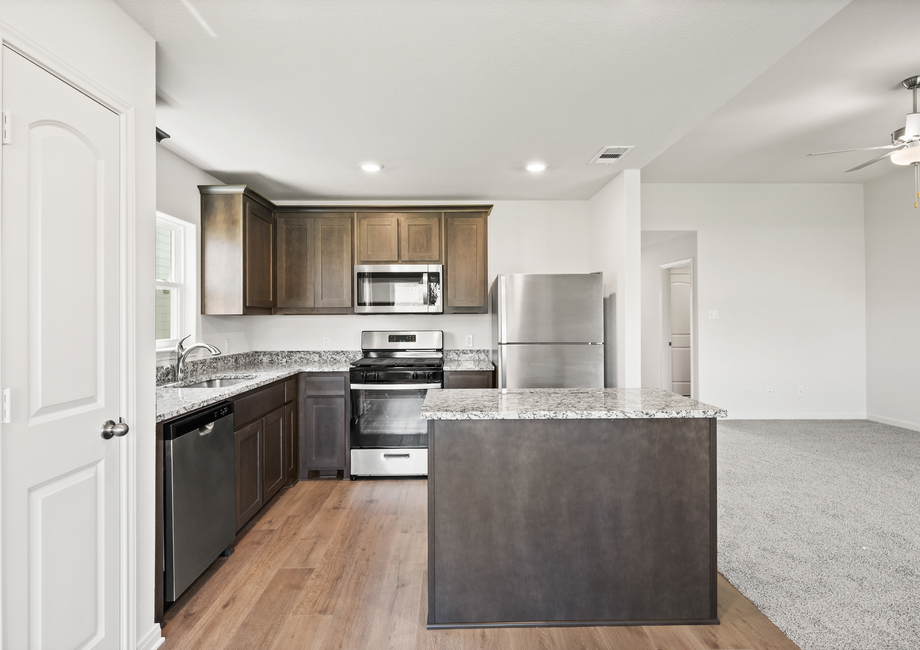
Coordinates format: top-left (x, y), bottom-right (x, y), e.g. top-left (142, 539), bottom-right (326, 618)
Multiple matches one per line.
top-left (156, 212), bottom-right (197, 353)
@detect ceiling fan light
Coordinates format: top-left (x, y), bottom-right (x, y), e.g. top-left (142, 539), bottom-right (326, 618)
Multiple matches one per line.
top-left (905, 113), bottom-right (920, 139)
top-left (891, 146), bottom-right (920, 165)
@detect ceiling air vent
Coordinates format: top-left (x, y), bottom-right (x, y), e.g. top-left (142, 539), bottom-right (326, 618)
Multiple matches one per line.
top-left (589, 146), bottom-right (634, 165)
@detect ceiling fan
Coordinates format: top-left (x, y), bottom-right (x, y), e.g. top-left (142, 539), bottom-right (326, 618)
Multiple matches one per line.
top-left (808, 75), bottom-right (920, 206)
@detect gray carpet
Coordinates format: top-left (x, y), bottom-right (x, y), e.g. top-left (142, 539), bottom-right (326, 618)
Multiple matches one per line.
top-left (717, 419), bottom-right (920, 650)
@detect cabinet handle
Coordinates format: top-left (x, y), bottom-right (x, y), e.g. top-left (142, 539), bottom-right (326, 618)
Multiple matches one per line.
top-left (383, 453), bottom-right (411, 459)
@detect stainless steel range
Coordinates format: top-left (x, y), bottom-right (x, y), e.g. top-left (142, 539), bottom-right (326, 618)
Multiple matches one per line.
top-left (349, 330), bottom-right (443, 478)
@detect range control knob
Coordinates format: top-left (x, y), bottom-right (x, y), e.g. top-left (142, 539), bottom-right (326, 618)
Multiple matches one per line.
top-left (412, 372), bottom-right (419, 380)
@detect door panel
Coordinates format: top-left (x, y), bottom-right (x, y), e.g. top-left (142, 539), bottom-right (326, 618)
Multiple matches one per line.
top-left (499, 344), bottom-right (605, 389)
top-left (314, 216), bottom-right (352, 308)
top-left (496, 273), bottom-right (604, 343)
top-left (262, 407), bottom-right (285, 504)
top-left (2, 48), bottom-right (123, 649)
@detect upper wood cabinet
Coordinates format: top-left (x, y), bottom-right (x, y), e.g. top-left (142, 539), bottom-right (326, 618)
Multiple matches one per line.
top-left (200, 186), bottom-right (274, 315)
top-left (200, 187), bottom-right (491, 316)
top-left (275, 213), bottom-right (353, 314)
top-left (444, 211), bottom-right (489, 313)
top-left (355, 212), bottom-right (441, 264)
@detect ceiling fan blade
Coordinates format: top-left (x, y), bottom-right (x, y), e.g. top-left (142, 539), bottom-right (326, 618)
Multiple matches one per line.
top-left (845, 149), bottom-right (900, 172)
top-left (808, 144), bottom-right (902, 156)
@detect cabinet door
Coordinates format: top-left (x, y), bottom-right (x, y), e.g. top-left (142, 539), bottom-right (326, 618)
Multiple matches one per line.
top-left (399, 214), bottom-right (441, 262)
top-left (444, 370), bottom-right (493, 389)
top-left (262, 406), bottom-right (286, 504)
top-left (300, 396), bottom-right (346, 472)
top-left (243, 198), bottom-right (274, 311)
top-left (315, 216), bottom-right (353, 309)
top-left (276, 215), bottom-right (315, 310)
top-left (283, 401), bottom-right (297, 486)
top-left (356, 213), bottom-right (399, 263)
top-left (445, 212), bottom-right (488, 313)
top-left (235, 419), bottom-right (262, 530)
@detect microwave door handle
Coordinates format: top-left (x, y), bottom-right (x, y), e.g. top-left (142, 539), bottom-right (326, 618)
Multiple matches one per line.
top-left (422, 272), bottom-right (429, 305)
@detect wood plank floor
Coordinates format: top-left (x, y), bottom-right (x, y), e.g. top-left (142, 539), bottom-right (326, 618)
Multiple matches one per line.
top-left (162, 479), bottom-right (800, 650)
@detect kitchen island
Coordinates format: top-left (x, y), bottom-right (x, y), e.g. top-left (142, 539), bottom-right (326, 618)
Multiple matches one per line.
top-left (421, 387), bottom-right (727, 629)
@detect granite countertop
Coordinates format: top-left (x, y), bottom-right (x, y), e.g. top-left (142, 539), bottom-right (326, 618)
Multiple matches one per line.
top-left (421, 387), bottom-right (727, 420)
top-left (442, 349), bottom-right (493, 372)
top-left (156, 350), bottom-right (359, 423)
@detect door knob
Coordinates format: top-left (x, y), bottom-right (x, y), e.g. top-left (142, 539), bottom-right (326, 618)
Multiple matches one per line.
top-left (101, 417), bottom-right (130, 440)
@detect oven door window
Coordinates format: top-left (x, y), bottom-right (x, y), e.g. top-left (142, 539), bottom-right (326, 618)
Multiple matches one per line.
top-left (350, 387), bottom-right (428, 449)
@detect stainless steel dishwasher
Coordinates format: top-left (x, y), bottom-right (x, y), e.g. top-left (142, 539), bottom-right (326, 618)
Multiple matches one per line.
top-left (164, 401), bottom-right (236, 602)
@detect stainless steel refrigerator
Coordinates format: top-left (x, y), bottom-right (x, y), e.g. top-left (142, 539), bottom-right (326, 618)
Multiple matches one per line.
top-left (491, 272), bottom-right (605, 389)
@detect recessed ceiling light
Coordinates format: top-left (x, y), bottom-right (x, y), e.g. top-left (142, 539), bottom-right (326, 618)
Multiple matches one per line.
top-left (526, 162), bottom-right (547, 172)
top-left (361, 163), bottom-right (382, 172)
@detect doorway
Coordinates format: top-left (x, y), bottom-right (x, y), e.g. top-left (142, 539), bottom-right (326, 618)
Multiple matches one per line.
top-left (660, 259), bottom-right (694, 399)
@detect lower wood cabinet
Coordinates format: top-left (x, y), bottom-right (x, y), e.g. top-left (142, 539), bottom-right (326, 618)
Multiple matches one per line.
top-left (232, 378), bottom-right (298, 531)
top-left (444, 370), bottom-right (494, 389)
top-left (299, 373), bottom-right (349, 478)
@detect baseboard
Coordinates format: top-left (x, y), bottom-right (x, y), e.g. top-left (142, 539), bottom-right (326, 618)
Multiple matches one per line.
top-left (137, 623), bottom-right (165, 650)
top-left (722, 412), bottom-right (868, 420)
top-left (867, 413), bottom-right (920, 433)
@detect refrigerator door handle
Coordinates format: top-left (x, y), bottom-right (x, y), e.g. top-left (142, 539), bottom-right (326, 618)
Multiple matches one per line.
top-left (499, 346), bottom-right (507, 389)
top-left (498, 275), bottom-right (507, 343)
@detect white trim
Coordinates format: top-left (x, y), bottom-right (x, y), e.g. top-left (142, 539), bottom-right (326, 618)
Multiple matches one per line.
top-left (136, 623), bottom-right (165, 650)
top-left (0, 18), bottom-right (139, 650)
top-left (867, 413), bottom-right (920, 433)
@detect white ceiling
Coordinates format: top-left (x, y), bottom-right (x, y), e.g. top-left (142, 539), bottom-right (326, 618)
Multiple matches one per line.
top-left (643, 0), bottom-right (920, 184)
top-left (114, 0), bottom-right (860, 201)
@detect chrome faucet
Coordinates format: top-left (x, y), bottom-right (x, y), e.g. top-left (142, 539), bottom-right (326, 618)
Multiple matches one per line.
top-left (175, 335), bottom-right (221, 382)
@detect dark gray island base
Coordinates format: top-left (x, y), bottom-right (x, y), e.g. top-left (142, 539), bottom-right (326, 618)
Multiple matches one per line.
top-left (422, 388), bottom-right (726, 629)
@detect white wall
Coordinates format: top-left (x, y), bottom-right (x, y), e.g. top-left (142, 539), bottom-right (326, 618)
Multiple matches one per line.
top-left (641, 232), bottom-right (697, 393)
top-left (156, 145), bottom-right (253, 359)
top-left (587, 170), bottom-right (642, 387)
top-left (864, 168), bottom-right (920, 431)
top-left (0, 1), bottom-right (158, 647)
top-left (642, 183), bottom-right (867, 418)
top-left (247, 200), bottom-right (592, 350)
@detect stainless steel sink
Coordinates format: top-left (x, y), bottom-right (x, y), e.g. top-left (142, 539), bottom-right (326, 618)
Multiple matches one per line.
top-left (181, 375), bottom-right (256, 389)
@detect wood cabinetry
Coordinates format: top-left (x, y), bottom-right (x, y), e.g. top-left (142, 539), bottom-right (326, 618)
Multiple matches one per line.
top-left (231, 378), bottom-right (297, 530)
top-left (200, 186), bottom-right (274, 315)
top-left (444, 211), bottom-right (489, 313)
top-left (299, 373), bottom-right (349, 478)
top-left (276, 213), bottom-right (353, 314)
top-left (355, 212), bottom-right (441, 264)
top-left (200, 186), bottom-right (492, 317)
top-left (444, 370), bottom-right (494, 389)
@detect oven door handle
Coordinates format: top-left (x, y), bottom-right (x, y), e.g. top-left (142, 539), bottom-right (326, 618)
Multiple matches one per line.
top-left (349, 383), bottom-right (442, 391)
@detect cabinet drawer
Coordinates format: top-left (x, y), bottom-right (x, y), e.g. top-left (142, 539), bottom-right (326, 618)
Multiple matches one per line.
top-left (234, 382), bottom-right (285, 427)
top-left (301, 375), bottom-right (346, 396)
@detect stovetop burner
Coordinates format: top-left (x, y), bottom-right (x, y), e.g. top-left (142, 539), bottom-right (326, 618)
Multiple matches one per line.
top-left (351, 357), bottom-right (443, 369)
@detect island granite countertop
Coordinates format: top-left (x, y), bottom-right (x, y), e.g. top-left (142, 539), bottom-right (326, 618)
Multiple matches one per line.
top-left (421, 387), bottom-right (727, 420)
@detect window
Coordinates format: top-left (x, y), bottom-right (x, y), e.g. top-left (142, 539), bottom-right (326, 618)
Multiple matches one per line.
top-left (156, 213), bottom-right (196, 350)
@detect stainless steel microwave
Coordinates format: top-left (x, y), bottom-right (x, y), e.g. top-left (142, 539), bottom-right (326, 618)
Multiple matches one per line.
top-left (354, 264), bottom-right (443, 314)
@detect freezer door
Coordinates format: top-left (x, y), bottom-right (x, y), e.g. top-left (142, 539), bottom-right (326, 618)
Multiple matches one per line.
top-left (498, 344), bottom-right (605, 389)
top-left (495, 273), bottom-right (604, 343)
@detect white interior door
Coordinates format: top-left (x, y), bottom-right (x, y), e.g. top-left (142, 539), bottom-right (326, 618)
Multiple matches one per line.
top-left (670, 267), bottom-right (692, 397)
top-left (1, 47), bottom-right (124, 649)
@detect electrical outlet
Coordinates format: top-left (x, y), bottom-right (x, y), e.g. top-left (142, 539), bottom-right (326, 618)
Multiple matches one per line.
top-left (224, 338), bottom-right (231, 354)
top-left (708, 310), bottom-right (719, 319)
top-left (797, 386), bottom-right (804, 397)
top-left (767, 387), bottom-right (773, 396)
top-left (742, 387), bottom-right (749, 397)
top-left (465, 335), bottom-right (474, 347)
top-left (322, 337), bottom-right (330, 349)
